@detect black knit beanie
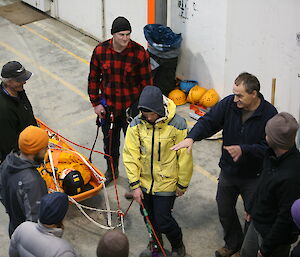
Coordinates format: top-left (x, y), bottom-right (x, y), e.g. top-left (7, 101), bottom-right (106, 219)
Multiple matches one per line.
top-left (111, 17), bottom-right (132, 34)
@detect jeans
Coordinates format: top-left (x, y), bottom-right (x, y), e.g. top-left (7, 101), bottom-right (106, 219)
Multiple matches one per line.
top-left (141, 193), bottom-right (183, 249)
top-left (216, 172), bottom-right (259, 251)
top-left (240, 222), bottom-right (291, 257)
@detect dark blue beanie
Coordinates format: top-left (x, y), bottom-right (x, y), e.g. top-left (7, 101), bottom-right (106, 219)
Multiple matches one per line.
top-left (39, 192), bottom-right (69, 225)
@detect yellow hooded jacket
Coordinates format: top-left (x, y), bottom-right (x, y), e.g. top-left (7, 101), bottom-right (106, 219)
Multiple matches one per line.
top-left (123, 97), bottom-right (193, 195)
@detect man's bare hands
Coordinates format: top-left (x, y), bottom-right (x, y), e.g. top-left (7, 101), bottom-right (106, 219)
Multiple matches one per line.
top-left (223, 145), bottom-right (242, 162)
top-left (170, 138), bottom-right (194, 153)
top-left (133, 187), bottom-right (144, 205)
top-left (94, 104), bottom-right (106, 118)
top-left (257, 250), bottom-right (264, 257)
top-left (245, 212), bottom-right (251, 222)
top-left (176, 188), bottom-right (185, 197)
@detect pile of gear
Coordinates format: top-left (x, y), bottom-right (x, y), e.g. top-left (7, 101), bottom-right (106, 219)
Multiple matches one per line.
top-left (168, 80), bottom-right (220, 108)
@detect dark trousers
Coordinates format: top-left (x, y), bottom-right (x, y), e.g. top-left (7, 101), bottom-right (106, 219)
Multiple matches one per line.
top-left (216, 172), bottom-right (258, 251)
top-left (240, 222), bottom-right (291, 257)
top-left (101, 113), bottom-right (128, 159)
top-left (141, 193), bottom-right (183, 249)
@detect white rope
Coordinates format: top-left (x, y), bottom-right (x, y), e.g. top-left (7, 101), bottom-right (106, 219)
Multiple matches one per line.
top-left (48, 188), bottom-right (122, 230)
top-left (47, 144), bottom-right (114, 229)
top-left (120, 214), bottom-right (125, 233)
top-left (66, 149), bottom-right (112, 227)
top-left (74, 204), bottom-right (118, 213)
top-left (68, 197), bottom-right (115, 230)
top-left (48, 149), bottom-right (60, 192)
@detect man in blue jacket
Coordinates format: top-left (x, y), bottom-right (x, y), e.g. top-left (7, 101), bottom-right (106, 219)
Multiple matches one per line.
top-left (171, 72), bottom-right (277, 257)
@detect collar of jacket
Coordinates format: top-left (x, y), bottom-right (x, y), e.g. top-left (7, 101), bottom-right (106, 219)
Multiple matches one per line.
top-left (37, 221), bottom-right (64, 238)
top-left (267, 145), bottom-right (298, 166)
top-left (108, 38), bottom-right (133, 54)
top-left (232, 92), bottom-right (266, 119)
top-left (0, 82), bottom-right (22, 103)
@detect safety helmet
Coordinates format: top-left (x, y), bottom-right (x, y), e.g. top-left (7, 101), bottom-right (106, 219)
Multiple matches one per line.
top-left (200, 88), bottom-right (219, 107)
top-left (180, 80), bottom-right (198, 94)
top-left (186, 85), bottom-right (207, 104)
top-left (60, 169), bottom-right (84, 196)
top-left (168, 89), bottom-right (187, 105)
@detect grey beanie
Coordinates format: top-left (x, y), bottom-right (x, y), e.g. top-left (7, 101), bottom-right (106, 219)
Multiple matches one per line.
top-left (138, 86), bottom-right (165, 117)
top-left (265, 112), bottom-right (299, 150)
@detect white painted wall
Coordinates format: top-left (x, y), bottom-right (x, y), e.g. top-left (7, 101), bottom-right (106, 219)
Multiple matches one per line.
top-left (53, 0), bottom-right (148, 47)
top-left (103, 0), bottom-right (148, 47)
top-left (55, 0), bottom-right (103, 40)
top-left (31, 0), bottom-right (299, 119)
top-left (168, 0), bottom-right (227, 96)
top-left (225, 0), bottom-right (300, 119)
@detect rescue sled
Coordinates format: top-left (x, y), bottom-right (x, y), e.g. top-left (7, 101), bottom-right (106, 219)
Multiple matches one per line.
top-left (36, 118), bottom-right (105, 202)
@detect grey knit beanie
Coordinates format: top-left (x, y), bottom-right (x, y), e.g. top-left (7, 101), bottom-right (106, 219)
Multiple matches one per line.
top-left (138, 86), bottom-right (165, 117)
top-left (265, 112), bottom-right (299, 150)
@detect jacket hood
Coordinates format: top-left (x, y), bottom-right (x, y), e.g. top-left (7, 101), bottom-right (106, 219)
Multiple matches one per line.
top-left (162, 96), bottom-right (176, 123)
top-left (140, 96), bottom-right (176, 126)
top-left (138, 86), bottom-right (165, 117)
top-left (0, 151), bottom-right (36, 174)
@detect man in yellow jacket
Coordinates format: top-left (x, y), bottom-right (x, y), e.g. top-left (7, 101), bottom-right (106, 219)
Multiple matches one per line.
top-left (123, 86), bottom-right (193, 257)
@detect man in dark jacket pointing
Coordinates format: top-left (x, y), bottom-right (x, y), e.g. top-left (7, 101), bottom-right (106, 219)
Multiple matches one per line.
top-left (171, 72), bottom-right (277, 257)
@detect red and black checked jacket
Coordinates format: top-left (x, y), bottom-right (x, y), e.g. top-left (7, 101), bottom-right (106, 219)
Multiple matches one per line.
top-left (88, 39), bottom-right (152, 116)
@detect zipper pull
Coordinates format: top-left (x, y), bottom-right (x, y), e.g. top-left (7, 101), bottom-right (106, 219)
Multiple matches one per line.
top-left (158, 142), bottom-right (161, 161)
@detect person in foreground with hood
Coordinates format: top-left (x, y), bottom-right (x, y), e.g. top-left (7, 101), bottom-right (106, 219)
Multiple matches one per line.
top-left (0, 125), bottom-right (48, 237)
top-left (9, 192), bottom-right (76, 257)
top-left (123, 86), bottom-right (193, 257)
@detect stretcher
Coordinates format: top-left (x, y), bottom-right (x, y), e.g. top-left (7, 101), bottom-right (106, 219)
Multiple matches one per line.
top-left (36, 118), bottom-right (105, 202)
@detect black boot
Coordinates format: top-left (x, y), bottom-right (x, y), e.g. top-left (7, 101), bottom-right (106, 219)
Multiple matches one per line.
top-left (104, 158), bottom-right (119, 186)
top-left (171, 242), bottom-right (186, 257)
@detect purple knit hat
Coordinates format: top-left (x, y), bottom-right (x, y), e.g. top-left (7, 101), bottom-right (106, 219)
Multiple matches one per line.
top-left (291, 199), bottom-right (300, 229)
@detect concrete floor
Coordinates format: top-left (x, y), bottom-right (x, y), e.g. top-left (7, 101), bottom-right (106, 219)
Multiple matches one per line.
top-left (0, 2), bottom-right (245, 256)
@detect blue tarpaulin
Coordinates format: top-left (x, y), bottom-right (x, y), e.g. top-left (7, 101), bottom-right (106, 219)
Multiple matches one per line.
top-left (144, 24), bottom-right (182, 52)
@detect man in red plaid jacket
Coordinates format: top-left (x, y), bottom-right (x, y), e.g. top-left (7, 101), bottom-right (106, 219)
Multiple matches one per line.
top-left (88, 16), bottom-right (152, 189)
